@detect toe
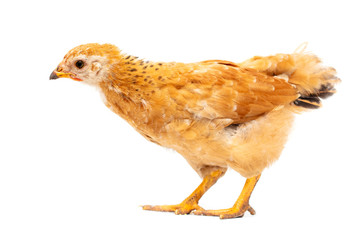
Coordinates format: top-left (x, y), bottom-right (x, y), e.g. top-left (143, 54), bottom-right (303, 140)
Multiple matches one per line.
top-left (248, 206), bottom-right (256, 215)
top-left (142, 202), bottom-right (204, 215)
top-left (192, 205), bottom-right (255, 219)
top-left (219, 212), bottom-right (244, 219)
top-left (142, 204), bottom-right (177, 212)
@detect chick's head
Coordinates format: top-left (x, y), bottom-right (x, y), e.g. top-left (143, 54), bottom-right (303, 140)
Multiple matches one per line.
top-left (50, 43), bottom-right (121, 85)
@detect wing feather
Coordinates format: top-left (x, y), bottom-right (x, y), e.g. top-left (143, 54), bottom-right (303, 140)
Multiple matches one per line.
top-left (171, 60), bottom-right (299, 124)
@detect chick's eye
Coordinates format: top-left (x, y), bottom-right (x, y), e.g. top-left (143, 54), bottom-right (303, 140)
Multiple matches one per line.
top-left (75, 60), bottom-right (84, 69)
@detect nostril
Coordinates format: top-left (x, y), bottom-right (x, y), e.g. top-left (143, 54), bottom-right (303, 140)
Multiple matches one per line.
top-left (57, 66), bottom-right (63, 72)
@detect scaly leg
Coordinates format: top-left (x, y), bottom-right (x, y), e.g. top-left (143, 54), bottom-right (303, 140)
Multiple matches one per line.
top-left (142, 169), bottom-right (225, 215)
top-left (194, 174), bottom-right (261, 219)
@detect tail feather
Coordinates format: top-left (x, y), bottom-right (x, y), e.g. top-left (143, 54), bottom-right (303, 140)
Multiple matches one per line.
top-left (240, 47), bottom-right (340, 109)
top-left (290, 53), bottom-right (340, 109)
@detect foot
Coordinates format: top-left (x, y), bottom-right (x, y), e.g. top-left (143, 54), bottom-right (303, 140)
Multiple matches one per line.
top-left (142, 200), bottom-right (204, 215)
top-left (142, 169), bottom-right (226, 216)
top-left (193, 203), bottom-right (256, 219)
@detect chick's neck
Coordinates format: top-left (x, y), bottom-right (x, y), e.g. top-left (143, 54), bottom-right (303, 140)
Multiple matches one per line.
top-left (98, 54), bottom-right (171, 137)
top-left (105, 54), bottom-right (167, 102)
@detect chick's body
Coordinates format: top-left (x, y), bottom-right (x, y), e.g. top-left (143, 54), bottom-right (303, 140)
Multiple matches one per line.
top-left (101, 60), bottom-right (297, 178)
top-left (51, 43), bottom-right (339, 219)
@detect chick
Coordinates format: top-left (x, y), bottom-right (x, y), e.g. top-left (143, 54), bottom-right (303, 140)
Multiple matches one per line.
top-left (50, 43), bottom-right (340, 219)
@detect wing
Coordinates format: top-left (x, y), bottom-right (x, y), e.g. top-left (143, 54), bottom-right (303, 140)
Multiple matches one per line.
top-left (165, 60), bottom-right (300, 124)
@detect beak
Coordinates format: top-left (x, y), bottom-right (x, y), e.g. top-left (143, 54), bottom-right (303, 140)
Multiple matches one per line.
top-left (49, 70), bottom-right (80, 81)
top-left (49, 71), bottom-right (59, 80)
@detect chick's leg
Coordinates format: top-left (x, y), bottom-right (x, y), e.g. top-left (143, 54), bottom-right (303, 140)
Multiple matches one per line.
top-left (142, 168), bottom-right (225, 215)
top-left (194, 174), bottom-right (261, 219)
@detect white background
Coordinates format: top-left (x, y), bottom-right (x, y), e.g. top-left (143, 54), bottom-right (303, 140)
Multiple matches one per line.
top-left (1, 0), bottom-right (359, 239)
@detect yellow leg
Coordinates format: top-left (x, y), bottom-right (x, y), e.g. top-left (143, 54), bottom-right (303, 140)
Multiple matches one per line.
top-left (142, 169), bottom-right (225, 215)
top-left (194, 174), bottom-right (261, 219)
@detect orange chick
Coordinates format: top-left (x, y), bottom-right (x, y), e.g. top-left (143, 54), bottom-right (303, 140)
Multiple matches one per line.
top-left (50, 43), bottom-right (340, 219)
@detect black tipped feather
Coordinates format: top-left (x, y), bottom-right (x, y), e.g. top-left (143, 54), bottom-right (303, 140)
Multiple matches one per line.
top-left (317, 84), bottom-right (337, 99)
top-left (293, 98), bottom-right (321, 109)
top-left (293, 83), bottom-right (337, 109)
